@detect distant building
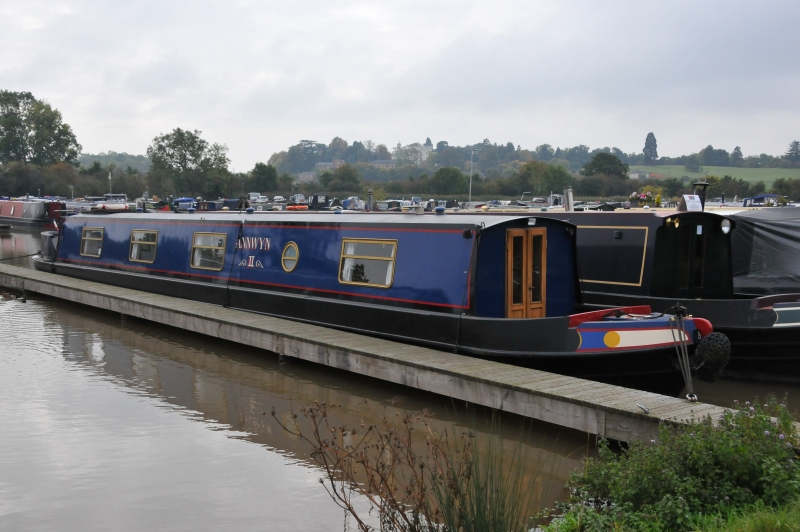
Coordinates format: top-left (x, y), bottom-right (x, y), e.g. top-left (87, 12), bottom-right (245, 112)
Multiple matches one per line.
top-left (297, 172), bottom-right (316, 183)
top-left (419, 138), bottom-right (434, 162)
top-left (371, 159), bottom-right (396, 169)
top-left (314, 159), bottom-right (345, 172)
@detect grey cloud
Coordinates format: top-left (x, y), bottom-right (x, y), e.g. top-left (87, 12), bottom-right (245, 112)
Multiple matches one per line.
top-left (0, 0), bottom-right (798, 166)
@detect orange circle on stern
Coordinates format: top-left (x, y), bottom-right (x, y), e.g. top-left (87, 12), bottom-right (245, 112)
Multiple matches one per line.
top-left (603, 331), bottom-right (621, 348)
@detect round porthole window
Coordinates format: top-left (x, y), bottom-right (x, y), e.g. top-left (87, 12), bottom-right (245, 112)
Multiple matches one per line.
top-left (281, 242), bottom-right (299, 272)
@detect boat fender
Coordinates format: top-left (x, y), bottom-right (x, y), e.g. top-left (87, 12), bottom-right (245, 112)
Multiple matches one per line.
top-left (691, 332), bottom-right (731, 383)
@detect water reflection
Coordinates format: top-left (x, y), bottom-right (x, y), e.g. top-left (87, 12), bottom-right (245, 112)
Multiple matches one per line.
top-left (0, 230), bottom-right (39, 267)
top-left (0, 293), bottom-right (589, 531)
top-left (50, 298), bottom-right (588, 486)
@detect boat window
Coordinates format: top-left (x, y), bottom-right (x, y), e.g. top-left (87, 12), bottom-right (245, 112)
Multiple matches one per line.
top-left (512, 235), bottom-right (523, 304)
top-left (80, 227), bottom-right (104, 257)
top-left (190, 232), bottom-right (227, 271)
top-left (281, 242), bottom-right (299, 272)
top-left (129, 230), bottom-right (158, 263)
top-left (530, 234), bottom-right (543, 303)
top-left (339, 239), bottom-right (397, 288)
top-left (10, 206), bottom-right (14, 215)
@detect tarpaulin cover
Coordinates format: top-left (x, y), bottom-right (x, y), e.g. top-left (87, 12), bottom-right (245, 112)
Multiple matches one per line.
top-left (731, 208), bottom-right (800, 295)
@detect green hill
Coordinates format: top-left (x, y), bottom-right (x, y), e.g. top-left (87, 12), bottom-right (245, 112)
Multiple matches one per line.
top-left (79, 151), bottom-right (151, 173)
top-left (629, 165), bottom-right (800, 188)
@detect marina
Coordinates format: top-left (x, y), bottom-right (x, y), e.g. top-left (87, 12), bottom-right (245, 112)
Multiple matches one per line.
top-left (2, 227), bottom-right (800, 530)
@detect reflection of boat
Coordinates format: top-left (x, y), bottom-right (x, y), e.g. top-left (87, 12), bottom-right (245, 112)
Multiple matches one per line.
top-left (47, 302), bottom-right (585, 507)
top-left (34, 211), bottom-right (729, 391)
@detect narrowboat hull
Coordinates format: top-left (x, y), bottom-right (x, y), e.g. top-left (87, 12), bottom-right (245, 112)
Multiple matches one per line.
top-left (34, 256), bottom-right (696, 394)
top-left (0, 215), bottom-right (57, 230)
top-left (32, 211), bottom-right (726, 394)
top-left (581, 290), bottom-right (800, 375)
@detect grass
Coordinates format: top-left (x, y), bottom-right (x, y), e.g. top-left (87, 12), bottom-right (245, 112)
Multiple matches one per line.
top-left (691, 498), bottom-right (800, 531)
top-left (630, 165), bottom-right (800, 188)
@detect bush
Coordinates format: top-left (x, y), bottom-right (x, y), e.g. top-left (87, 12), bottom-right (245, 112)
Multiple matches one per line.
top-left (547, 395), bottom-right (800, 531)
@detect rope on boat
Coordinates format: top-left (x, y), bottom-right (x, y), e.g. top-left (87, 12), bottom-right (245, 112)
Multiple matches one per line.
top-left (668, 304), bottom-right (697, 402)
top-left (0, 252), bottom-right (41, 261)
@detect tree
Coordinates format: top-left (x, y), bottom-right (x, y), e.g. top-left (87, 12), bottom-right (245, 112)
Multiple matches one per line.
top-left (786, 141), bottom-right (800, 163)
top-left (278, 173), bottom-right (294, 190)
top-left (750, 180), bottom-right (766, 195)
top-left (643, 133), bottom-right (658, 164)
top-left (328, 136), bottom-right (349, 159)
top-left (374, 144), bottom-right (391, 160)
top-left (580, 152), bottom-right (629, 179)
top-left (429, 167), bottom-right (467, 194)
top-left (684, 154), bottom-right (701, 172)
top-left (0, 90), bottom-right (81, 165)
top-left (146, 128), bottom-right (231, 197)
top-left (532, 144), bottom-right (555, 161)
top-left (662, 177), bottom-right (685, 197)
top-left (319, 163), bottom-right (362, 192)
top-left (251, 162), bottom-right (278, 191)
top-left (698, 145), bottom-right (730, 166)
top-left (731, 146), bottom-right (744, 166)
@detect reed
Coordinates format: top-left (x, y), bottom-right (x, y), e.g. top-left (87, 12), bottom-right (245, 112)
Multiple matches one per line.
top-left (272, 399), bottom-right (558, 532)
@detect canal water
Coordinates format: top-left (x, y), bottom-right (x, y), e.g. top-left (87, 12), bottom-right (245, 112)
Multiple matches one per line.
top-left (1, 230), bottom-right (799, 530)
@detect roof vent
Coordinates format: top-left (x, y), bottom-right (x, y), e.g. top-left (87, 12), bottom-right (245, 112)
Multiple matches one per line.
top-left (187, 207), bottom-right (196, 214)
top-left (434, 206), bottom-right (445, 215)
top-left (245, 207), bottom-right (255, 214)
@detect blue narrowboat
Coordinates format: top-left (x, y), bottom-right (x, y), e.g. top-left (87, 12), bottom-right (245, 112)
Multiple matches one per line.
top-left (34, 211), bottom-right (730, 392)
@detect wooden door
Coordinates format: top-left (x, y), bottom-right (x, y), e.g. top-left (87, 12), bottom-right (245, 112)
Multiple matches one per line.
top-left (506, 228), bottom-right (547, 318)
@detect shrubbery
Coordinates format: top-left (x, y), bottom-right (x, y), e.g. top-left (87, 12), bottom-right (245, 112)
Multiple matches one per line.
top-left (547, 396), bottom-right (800, 531)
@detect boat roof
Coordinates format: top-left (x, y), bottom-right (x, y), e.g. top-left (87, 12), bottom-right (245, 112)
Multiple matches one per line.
top-left (67, 211), bottom-right (543, 229)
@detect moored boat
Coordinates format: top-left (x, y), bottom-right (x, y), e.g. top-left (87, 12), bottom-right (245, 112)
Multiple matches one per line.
top-left (0, 197), bottom-right (65, 229)
top-left (491, 208), bottom-right (800, 378)
top-left (33, 211), bottom-right (730, 392)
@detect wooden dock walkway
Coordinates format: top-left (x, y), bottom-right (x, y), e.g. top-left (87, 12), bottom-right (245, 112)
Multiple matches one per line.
top-left (0, 262), bottom-right (733, 442)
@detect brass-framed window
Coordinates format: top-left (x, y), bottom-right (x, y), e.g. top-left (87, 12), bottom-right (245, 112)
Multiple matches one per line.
top-left (338, 238), bottom-right (397, 289)
top-left (281, 242), bottom-right (299, 272)
top-left (10, 206), bottom-right (15, 215)
top-left (190, 232), bottom-right (227, 271)
top-left (80, 227), bottom-right (104, 257)
top-left (129, 230), bottom-right (158, 263)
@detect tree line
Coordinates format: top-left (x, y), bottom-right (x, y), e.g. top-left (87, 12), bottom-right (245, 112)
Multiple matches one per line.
top-left (2, 90), bottom-right (799, 201)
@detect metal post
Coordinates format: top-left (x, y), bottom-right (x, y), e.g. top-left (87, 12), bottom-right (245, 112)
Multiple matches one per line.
top-left (469, 149), bottom-right (474, 202)
top-left (108, 171), bottom-right (112, 194)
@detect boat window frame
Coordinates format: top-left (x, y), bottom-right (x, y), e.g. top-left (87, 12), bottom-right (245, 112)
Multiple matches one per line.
top-left (281, 241), bottom-right (299, 272)
top-left (80, 227), bottom-right (105, 257)
top-left (128, 229), bottom-right (159, 264)
top-left (338, 238), bottom-right (397, 289)
top-left (190, 232), bottom-right (227, 271)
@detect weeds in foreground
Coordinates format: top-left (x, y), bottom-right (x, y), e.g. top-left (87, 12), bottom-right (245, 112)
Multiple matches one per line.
top-left (691, 497), bottom-right (800, 531)
top-left (272, 400), bottom-right (555, 532)
top-left (546, 395), bottom-right (800, 531)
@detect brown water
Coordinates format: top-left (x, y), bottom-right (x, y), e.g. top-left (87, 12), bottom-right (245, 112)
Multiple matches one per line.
top-left (1, 230), bottom-right (799, 530)
top-left (0, 292), bottom-right (590, 531)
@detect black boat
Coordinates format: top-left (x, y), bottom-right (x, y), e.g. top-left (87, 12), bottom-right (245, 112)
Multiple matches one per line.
top-left (500, 208), bottom-right (800, 378)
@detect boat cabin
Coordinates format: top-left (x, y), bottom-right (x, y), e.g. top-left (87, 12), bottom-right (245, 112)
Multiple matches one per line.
top-left (50, 212), bottom-right (580, 320)
top-left (512, 210), bottom-right (736, 301)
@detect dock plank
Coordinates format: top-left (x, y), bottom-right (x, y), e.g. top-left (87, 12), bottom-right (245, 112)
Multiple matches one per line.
top-left (3, 263), bottom-right (794, 442)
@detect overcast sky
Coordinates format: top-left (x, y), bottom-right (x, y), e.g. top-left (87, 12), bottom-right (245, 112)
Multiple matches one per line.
top-left (1, 0), bottom-right (798, 169)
